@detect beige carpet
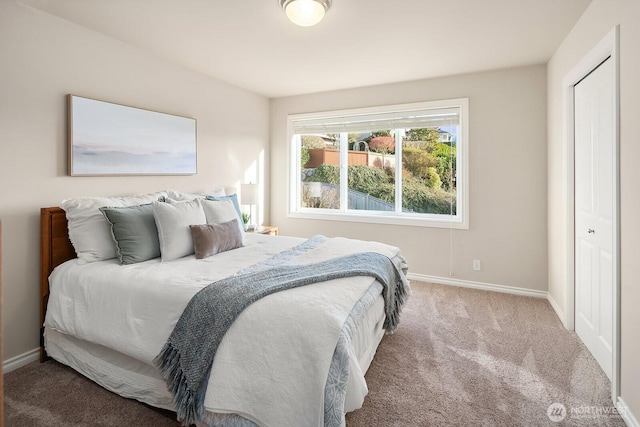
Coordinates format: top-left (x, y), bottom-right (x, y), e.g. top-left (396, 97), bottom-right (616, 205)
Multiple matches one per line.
top-left (5, 282), bottom-right (625, 426)
top-left (345, 282), bottom-right (624, 426)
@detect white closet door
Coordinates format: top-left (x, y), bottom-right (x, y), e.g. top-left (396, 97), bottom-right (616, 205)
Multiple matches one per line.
top-left (574, 57), bottom-right (614, 380)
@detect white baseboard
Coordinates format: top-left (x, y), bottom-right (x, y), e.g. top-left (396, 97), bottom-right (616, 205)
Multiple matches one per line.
top-left (618, 397), bottom-right (639, 427)
top-left (3, 347), bottom-right (39, 374)
top-left (546, 292), bottom-right (568, 327)
top-left (406, 273), bottom-right (548, 299)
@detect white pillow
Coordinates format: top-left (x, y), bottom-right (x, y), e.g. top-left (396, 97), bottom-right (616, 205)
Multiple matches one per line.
top-left (164, 189), bottom-right (226, 201)
top-left (201, 199), bottom-right (246, 239)
top-left (153, 199), bottom-right (207, 262)
top-left (60, 191), bottom-right (167, 263)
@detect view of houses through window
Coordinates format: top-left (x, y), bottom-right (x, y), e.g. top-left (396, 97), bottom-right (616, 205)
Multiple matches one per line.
top-left (289, 99), bottom-right (468, 227)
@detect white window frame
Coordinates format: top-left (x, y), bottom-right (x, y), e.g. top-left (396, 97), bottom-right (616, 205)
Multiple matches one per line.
top-left (287, 98), bottom-right (469, 229)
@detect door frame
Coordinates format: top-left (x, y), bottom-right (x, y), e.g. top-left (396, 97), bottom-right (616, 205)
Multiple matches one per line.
top-left (562, 26), bottom-right (620, 400)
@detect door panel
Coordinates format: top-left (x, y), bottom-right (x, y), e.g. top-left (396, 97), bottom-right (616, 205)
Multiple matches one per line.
top-left (574, 57), bottom-right (613, 380)
top-left (577, 239), bottom-right (594, 325)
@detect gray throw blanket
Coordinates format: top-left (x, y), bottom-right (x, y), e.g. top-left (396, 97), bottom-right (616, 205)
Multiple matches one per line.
top-left (154, 251), bottom-right (408, 426)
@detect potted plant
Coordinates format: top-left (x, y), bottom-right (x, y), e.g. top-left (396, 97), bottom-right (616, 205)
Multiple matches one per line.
top-left (241, 212), bottom-right (251, 231)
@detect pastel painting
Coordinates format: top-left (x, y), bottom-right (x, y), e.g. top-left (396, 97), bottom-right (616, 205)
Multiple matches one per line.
top-left (69, 95), bottom-right (197, 176)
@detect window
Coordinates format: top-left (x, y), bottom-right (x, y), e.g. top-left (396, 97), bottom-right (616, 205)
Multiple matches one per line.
top-left (288, 98), bottom-right (469, 228)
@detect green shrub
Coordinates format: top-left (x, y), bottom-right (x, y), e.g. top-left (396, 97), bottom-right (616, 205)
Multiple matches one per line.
top-left (301, 148), bottom-right (310, 168)
top-left (368, 182), bottom-right (396, 204)
top-left (309, 163), bottom-right (455, 215)
top-left (348, 165), bottom-right (389, 190)
top-left (402, 176), bottom-right (456, 214)
top-left (434, 143), bottom-right (456, 190)
top-left (310, 164), bottom-right (340, 184)
top-left (426, 167), bottom-right (442, 189)
top-left (402, 147), bottom-right (438, 180)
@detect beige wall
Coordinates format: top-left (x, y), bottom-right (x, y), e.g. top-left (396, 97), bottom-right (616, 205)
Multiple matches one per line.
top-left (0, 2), bottom-right (270, 360)
top-left (547, 0), bottom-right (640, 418)
top-left (270, 65), bottom-right (548, 291)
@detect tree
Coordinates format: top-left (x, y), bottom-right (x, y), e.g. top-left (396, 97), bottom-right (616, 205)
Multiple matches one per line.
top-left (425, 167), bottom-right (442, 189)
top-left (369, 136), bottom-right (395, 154)
top-left (365, 130), bottom-right (392, 141)
top-left (301, 135), bottom-right (325, 149)
top-left (433, 143), bottom-right (456, 190)
top-left (405, 127), bottom-right (441, 143)
top-left (402, 147), bottom-right (438, 180)
top-left (404, 128), bottom-right (441, 152)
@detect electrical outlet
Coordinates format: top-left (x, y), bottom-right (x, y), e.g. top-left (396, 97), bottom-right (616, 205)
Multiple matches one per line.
top-left (473, 260), bottom-right (481, 271)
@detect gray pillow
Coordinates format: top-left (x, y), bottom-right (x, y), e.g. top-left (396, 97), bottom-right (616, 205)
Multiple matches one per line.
top-left (189, 220), bottom-right (243, 259)
top-left (205, 194), bottom-right (243, 224)
top-left (100, 204), bottom-right (160, 264)
top-left (201, 199), bottom-right (245, 239)
top-left (152, 199), bottom-right (207, 262)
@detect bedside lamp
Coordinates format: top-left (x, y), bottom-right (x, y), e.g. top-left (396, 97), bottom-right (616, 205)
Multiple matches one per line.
top-left (240, 183), bottom-right (258, 230)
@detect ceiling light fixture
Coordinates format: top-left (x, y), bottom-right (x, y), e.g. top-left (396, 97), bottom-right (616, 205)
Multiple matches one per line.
top-left (280, 0), bottom-right (332, 27)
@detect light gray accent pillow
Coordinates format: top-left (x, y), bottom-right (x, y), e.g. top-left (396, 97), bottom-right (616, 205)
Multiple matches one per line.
top-left (201, 199), bottom-right (245, 239)
top-left (152, 199), bottom-right (207, 262)
top-left (100, 204), bottom-right (161, 265)
top-left (189, 220), bottom-right (243, 259)
top-left (205, 194), bottom-right (243, 225)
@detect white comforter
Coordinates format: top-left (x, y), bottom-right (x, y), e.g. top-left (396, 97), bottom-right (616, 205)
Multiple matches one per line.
top-left (45, 234), bottom-right (403, 427)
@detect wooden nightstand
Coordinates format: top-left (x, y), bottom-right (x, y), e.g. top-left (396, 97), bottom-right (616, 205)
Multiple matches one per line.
top-left (248, 225), bottom-right (278, 236)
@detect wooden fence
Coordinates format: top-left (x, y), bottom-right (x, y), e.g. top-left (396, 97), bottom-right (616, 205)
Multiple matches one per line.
top-left (304, 148), bottom-right (395, 169)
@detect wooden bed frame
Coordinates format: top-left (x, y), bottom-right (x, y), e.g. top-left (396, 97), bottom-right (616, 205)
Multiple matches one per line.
top-left (40, 207), bottom-right (76, 362)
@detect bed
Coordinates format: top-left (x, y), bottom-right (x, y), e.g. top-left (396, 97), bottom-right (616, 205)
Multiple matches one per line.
top-left (40, 194), bottom-right (409, 427)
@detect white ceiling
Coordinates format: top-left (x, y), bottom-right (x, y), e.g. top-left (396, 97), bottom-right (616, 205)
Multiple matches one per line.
top-left (21, 0), bottom-right (591, 98)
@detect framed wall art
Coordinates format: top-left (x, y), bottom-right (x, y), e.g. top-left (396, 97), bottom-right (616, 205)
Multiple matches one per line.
top-left (68, 95), bottom-right (197, 176)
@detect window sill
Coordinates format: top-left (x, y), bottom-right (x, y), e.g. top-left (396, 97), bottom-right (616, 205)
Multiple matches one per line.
top-left (287, 210), bottom-right (468, 229)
